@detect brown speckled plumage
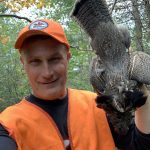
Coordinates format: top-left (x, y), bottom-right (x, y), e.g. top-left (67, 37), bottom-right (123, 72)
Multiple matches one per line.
top-left (71, 0), bottom-right (150, 135)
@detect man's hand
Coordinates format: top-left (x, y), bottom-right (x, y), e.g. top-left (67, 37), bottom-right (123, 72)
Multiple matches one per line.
top-left (135, 84), bottom-right (150, 134)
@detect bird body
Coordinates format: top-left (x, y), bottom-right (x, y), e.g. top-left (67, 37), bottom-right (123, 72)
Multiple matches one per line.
top-left (71, 0), bottom-right (150, 135)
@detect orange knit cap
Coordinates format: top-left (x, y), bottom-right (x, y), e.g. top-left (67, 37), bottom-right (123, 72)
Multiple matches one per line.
top-left (15, 19), bottom-right (70, 50)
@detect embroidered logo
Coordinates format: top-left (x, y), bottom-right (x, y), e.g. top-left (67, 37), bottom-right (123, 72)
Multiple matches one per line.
top-left (29, 20), bottom-right (48, 30)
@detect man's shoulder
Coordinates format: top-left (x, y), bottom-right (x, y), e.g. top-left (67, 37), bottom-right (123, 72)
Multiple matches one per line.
top-left (68, 88), bottom-right (98, 105)
top-left (68, 88), bottom-right (106, 115)
top-left (0, 99), bottom-right (29, 117)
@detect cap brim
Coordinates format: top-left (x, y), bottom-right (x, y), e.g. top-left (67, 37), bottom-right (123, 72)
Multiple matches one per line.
top-left (15, 30), bottom-right (69, 50)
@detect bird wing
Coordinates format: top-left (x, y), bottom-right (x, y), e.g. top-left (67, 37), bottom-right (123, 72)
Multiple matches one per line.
top-left (71, 0), bottom-right (129, 65)
top-left (71, 0), bottom-right (113, 38)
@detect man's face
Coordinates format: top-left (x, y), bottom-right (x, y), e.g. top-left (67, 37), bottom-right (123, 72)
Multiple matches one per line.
top-left (20, 37), bottom-right (71, 100)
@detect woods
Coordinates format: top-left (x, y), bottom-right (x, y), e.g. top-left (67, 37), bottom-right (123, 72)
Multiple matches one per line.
top-left (0, 0), bottom-right (149, 111)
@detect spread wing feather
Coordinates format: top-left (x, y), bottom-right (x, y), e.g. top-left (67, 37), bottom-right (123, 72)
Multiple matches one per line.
top-left (71, 0), bottom-right (113, 38)
top-left (71, 0), bottom-right (129, 68)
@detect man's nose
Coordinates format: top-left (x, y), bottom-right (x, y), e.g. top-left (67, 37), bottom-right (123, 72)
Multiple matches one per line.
top-left (42, 62), bottom-right (53, 78)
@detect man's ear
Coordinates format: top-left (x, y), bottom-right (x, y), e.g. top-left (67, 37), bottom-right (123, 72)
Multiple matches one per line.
top-left (67, 51), bottom-right (71, 60)
top-left (20, 56), bottom-right (24, 65)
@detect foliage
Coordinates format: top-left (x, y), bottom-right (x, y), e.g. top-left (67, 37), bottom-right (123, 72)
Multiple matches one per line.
top-left (1, 0), bottom-right (46, 11)
top-left (0, 17), bottom-right (30, 111)
top-left (68, 48), bottom-right (94, 91)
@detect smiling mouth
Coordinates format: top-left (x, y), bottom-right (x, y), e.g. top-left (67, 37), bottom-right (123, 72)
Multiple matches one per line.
top-left (42, 79), bottom-right (58, 85)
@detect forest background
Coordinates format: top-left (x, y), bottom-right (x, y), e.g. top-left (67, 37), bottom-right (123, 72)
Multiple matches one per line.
top-left (0, 0), bottom-right (149, 111)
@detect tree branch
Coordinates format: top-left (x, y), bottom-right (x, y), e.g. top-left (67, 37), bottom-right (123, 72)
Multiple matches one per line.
top-left (110, 0), bottom-right (118, 15)
top-left (0, 14), bottom-right (32, 22)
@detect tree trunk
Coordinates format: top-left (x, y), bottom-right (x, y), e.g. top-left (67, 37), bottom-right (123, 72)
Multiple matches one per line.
top-left (131, 0), bottom-right (144, 51)
top-left (143, 0), bottom-right (150, 27)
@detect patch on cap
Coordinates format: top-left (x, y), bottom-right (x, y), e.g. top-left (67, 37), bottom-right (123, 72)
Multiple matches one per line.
top-left (29, 20), bottom-right (48, 30)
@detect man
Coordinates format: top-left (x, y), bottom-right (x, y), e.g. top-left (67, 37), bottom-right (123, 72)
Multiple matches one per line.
top-left (0, 19), bottom-right (149, 150)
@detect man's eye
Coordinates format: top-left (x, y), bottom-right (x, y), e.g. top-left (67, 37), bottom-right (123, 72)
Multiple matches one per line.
top-left (30, 60), bottom-right (40, 64)
top-left (51, 57), bottom-right (61, 61)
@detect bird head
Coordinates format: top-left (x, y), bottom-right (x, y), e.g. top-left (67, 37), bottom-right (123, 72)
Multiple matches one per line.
top-left (96, 73), bottom-right (137, 113)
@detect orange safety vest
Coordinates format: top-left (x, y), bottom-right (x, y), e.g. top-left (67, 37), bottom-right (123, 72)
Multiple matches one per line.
top-left (0, 88), bottom-right (116, 150)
